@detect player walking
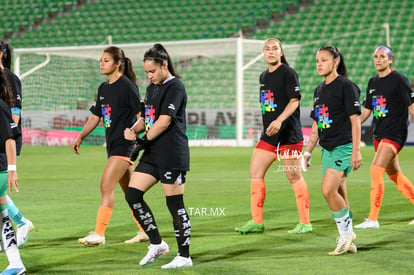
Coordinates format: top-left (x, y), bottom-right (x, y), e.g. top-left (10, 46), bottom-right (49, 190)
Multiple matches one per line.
top-left (303, 46), bottom-right (361, 255)
top-left (0, 64), bottom-right (25, 275)
top-left (0, 40), bottom-right (34, 249)
top-left (73, 46), bottom-right (148, 246)
top-left (354, 45), bottom-right (414, 229)
top-left (124, 43), bottom-right (192, 269)
top-left (235, 38), bottom-right (312, 235)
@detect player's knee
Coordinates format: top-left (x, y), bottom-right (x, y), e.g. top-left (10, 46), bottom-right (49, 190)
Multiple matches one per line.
top-left (125, 187), bottom-right (145, 207)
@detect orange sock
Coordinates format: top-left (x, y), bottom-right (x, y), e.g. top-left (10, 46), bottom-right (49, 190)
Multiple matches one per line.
top-left (94, 206), bottom-right (113, 236)
top-left (389, 170), bottom-right (414, 204)
top-left (291, 177), bottom-right (310, 225)
top-left (368, 165), bottom-right (386, 221)
top-left (130, 209), bottom-right (146, 233)
top-left (251, 179), bottom-right (265, 224)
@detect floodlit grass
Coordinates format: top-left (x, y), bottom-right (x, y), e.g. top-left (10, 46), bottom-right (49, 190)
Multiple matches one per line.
top-left (2, 145), bottom-right (414, 274)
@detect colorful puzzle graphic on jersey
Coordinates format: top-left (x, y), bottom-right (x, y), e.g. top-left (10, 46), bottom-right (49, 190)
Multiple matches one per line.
top-left (260, 89), bottom-right (277, 114)
top-left (314, 104), bottom-right (332, 131)
top-left (371, 95), bottom-right (388, 119)
top-left (145, 105), bottom-right (155, 132)
top-left (101, 104), bottom-right (111, 128)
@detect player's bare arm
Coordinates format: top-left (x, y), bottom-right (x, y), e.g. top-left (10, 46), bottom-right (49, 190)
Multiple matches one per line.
top-left (350, 114), bottom-right (362, 170)
top-left (359, 108), bottom-right (372, 124)
top-left (72, 114), bottom-right (100, 154)
top-left (146, 115), bottom-right (171, 140)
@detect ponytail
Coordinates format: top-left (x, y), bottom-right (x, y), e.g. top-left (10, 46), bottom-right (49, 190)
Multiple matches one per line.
top-left (143, 43), bottom-right (181, 78)
top-left (0, 68), bottom-right (14, 107)
top-left (281, 55), bottom-right (289, 67)
top-left (123, 57), bottom-right (137, 84)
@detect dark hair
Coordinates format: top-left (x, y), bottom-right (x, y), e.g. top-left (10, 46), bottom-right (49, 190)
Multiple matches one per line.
top-left (318, 45), bottom-right (347, 77)
top-left (0, 68), bottom-right (14, 107)
top-left (143, 43), bottom-right (181, 78)
top-left (0, 40), bottom-right (12, 70)
top-left (103, 46), bottom-right (136, 83)
top-left (265, 38), bottom-right (289, 66)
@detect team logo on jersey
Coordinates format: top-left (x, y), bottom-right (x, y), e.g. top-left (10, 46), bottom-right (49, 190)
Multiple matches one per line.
top-left (371, 95), bottom-right (388, 119)
top-left (369, 89), bottom-right (376, 94)
top-left (314, 104), bottom-right (332, 131)
top-left (168, 103), bottom-right (175, 110)
top-left (164, 171), bottom-right (172, 180)
top-left (145, 105), bottom-right (155, 132)
top-left (9, 122), bottom-right (17, 129)
top-left (260, 89), bottom-right (277, 114)
top-left (101, 104), bottom-right (112, 128)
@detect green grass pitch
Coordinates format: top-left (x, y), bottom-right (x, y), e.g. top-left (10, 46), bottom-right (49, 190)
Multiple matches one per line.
top-left (2, 145), bottom-right (414, 274)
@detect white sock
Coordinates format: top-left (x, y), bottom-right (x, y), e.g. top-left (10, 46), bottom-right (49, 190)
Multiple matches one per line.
top-left (334, 211), bottom-right (353, 237)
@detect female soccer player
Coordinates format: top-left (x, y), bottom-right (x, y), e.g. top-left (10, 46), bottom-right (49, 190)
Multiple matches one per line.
top-left (0, 65), bottom-right (25, 275)
top-left (0, 40), bottom-right (34, 249)
top-left (72, 46), bottom-right (148, 246)
top-left (235, 38), bottom-right (312, 234)
top-left (303, 45), bottom-right (362, 255)
top-left (354, 45), bottom-right (414, 229)
top-left (124, 43), bottom-right (192, 269)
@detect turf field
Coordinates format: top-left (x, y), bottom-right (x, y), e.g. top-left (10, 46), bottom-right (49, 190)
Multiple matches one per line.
top-left (2, 145), bottom-right (414, 274)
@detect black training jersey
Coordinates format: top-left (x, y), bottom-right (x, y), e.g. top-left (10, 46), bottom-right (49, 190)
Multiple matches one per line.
top-left (6, 68), bottom-right (22, 154)
top-left (0, 69), bottom-right (22, 170)
top-left (0, 99), bottom-right (20, 170)
top-left (311, 75), bottom-right (361, 151)
top-left (5, 69), bottom-right (22, 110)
top-left (259, 63), bottom-right (303, 145)
top-left (363, 70), bottom-right (414, 146)
top-left (90, 75), bottom-right (142, 158)
top-left (140, 77), bottom-right (189, 171)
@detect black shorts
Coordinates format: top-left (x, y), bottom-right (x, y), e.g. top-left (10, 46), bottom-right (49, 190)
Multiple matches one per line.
top-left (135, 161), bottom-right (187, 184)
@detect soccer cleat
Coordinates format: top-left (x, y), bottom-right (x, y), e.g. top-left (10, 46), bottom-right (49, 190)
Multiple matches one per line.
top-left (288, 222), bottom-right (313, 234)
top-left (161, 255), bottom-right (193, 269)
top-left (409, 219), bottom-right (414, 225)
top-left (78, 231), bottom-right (105, 246)
top-left (354, 218), bottom-right (380, 229)
top-left (124, 232), bottom-right (149, 243)
top-left (139, 240), bottom-right (169, 266)
top-left (0, 266), bottom-right (26, 275)
top-left (17, 220), bottom-right (34, 248)
top-left (349, 243), bottom-right (357, 253)
top-left (235, 220), bottom-right (264, 234)
top-left (328, 232), bottom-right (357, 256)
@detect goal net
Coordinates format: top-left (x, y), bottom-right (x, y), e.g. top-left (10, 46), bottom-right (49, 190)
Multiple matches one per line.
top-left (14, 38), bottom-right (301, 146)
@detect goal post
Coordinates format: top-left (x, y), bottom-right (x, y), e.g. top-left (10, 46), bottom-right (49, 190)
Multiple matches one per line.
top-left (13, 38), bottom-right (301, 146)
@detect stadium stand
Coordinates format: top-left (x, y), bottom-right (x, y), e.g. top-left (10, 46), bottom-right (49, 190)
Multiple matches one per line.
top-left (254, 0), bottom-right (414, 104)
top-left (1, 0), bottom-right (413, 140)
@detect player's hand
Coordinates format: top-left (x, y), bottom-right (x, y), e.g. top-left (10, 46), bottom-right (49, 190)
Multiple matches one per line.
top-left (265, 119), bottom-right (282, 136)
top-left (301, 152), bottom-right (312, 172)
top-left (7, 170), bottom-right (19, 193)
top-left (124, 128), bottom-right (136, 141)
top-left (130, 136), bottom-right (151, 162)
top-left (72, 136), bottom-right (82, 155)
top-left (351, 150), bottom-right (362, 171)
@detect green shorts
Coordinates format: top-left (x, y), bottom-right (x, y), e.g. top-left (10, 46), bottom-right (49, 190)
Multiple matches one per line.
top-left (321, 143), bottom-right (353, 177)
top-left (0, 171), bottom-right (8, 197)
